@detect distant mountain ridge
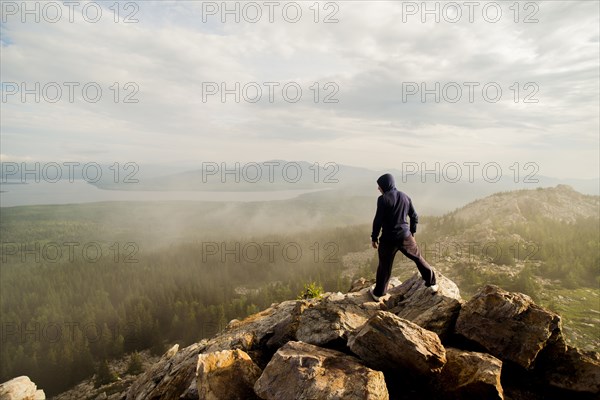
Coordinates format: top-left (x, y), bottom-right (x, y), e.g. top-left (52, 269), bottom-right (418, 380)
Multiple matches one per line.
top-left (2, 160), bottom-right (597, 215)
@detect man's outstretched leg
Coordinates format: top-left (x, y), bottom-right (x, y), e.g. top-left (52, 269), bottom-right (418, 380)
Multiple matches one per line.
top-left (399, 235), bottom-right (437, 289)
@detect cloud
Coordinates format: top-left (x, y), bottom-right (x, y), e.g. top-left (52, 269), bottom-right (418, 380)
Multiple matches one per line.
top-left (1, 0), bottom-right (598, 178)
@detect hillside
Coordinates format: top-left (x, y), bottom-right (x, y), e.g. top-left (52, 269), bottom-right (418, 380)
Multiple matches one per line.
top-left (450, 184), bottom-right (597, 229)
top-left (427, 184), bottom-right (598, 242)
top-left (432, 186), bottom-right (598, 351)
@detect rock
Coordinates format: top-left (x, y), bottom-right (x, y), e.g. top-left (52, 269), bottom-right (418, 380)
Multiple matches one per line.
top-left (295, 290), bottom-right (384, 346)
top-left (126, 342), bottom-right (206, 400)
top-left (455, 285), bottom-right (562, 369)
top-left (127, 300), bottom-right (308, 399)
top-left (349, 277), bottom-right (376, 292)
top-left (436, 348), bottom-right (504, 400)
top-left (385, 273), bottom-right (463, 340)
top-left (164, 344), bottom-right (179, 358)
top-left (265, 301), bottom-right (309, 350)
top-left (536, 340), bottom-right (600, 394)
top-left (204, 300), bottom-right (308, 360)
top-left (254, 341), bottom-right (389, 400)
top-left (0, 376), bottom-right (45, 400)
top-left (203, 299), bottom-right (311, 368)
top-left (348, 311), bottom-right (446, 376)
top-left (349, 277), bottom-right (401, 293)
top-left (196, 349), bottom-right (262, 400)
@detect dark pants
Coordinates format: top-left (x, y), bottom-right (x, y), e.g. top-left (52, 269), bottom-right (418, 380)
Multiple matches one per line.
top-left (374, 234), bottom-right (436, 296)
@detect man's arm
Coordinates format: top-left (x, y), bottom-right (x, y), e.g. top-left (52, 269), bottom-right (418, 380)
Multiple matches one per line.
top-left (408, 197), bottom-right (418, 236)
top-left (371, 196), bottom-right (384, 244)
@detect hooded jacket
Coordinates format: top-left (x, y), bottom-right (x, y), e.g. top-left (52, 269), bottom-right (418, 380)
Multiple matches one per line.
top-left (371, 173), bottom-right (419, 242)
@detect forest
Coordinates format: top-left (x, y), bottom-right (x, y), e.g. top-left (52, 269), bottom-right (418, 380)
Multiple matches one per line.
top-left (0, 222), bottom-right (365, 395)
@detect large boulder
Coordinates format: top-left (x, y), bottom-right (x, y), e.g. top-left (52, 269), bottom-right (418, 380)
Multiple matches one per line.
top-left (204, 299), bottom-right (309, 365)
top-left (206, 300), bottom-right (310, 353)
top-left (348, 311), bottom-right (446, 376)
top-left (0, 376), bottom-right (45, 400)
top-left (535, 339), bottom-right (600, 394)
top-left (196, 349), bottom-right (262, 400)
top-left (264, 301), bottom-right (309, 350)
top-left (127, 300), bottom-right (309, 399)
top-left (254, 341), bottom-right (389, 400)
top-left (436, 348), bottom-right (504, 400)
top-left (126, 343), bottom-right (205, 400)
top-left (295, 290), bottom-right (384, 346)
top-left (384, 273), bottom-right (463, 340)
top-left (455, 285), bottom-right (562, 369)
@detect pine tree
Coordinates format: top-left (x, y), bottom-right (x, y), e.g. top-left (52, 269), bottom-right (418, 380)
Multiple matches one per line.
top-left (126, 352), bottom-right (144, 375)
top-left (94, 359), bottom-right (117, 388)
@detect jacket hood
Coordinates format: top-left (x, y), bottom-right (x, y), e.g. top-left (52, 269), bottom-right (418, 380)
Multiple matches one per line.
top-left (377, 173), bottom-right (396, 192)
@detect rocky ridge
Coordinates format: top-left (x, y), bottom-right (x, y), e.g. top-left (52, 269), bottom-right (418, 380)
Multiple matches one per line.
top-left (121, 273), bottom-right (598, 400)
top-left (3, 273), bottom-right (598, 400)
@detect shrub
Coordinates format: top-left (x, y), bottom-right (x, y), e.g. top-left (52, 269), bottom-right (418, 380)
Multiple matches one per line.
top-left (297, 281), bottom-right (324, 299)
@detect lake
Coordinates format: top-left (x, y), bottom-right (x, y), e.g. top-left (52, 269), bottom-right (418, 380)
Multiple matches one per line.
top-left (0, 180), bottom-right (329, 207)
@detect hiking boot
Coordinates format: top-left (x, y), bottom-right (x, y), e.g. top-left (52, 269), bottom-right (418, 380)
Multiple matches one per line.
top-left (369, 287), bottom-right (381, 302)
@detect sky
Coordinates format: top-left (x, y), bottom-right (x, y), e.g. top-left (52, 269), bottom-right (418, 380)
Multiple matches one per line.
top-left (1, 0), bottom-right (599, 180)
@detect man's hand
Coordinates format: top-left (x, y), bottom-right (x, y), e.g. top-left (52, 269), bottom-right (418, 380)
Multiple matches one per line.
top-left (371, 241), bottom-right (378, 249)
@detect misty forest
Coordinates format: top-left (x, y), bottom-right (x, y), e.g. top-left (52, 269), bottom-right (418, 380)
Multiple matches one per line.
top-left (0, 184), bottom-right (598, 396)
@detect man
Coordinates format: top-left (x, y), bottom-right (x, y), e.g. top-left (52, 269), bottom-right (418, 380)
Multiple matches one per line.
top-left (369, 173), bottom-right (438, 301)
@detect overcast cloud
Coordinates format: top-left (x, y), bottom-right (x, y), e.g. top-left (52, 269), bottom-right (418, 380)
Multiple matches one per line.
top-left (1, 0), bottom-right (598, 179)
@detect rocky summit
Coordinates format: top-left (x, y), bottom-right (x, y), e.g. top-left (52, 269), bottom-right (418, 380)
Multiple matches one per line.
top-left (4, 273), bottom-right (599, 400)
